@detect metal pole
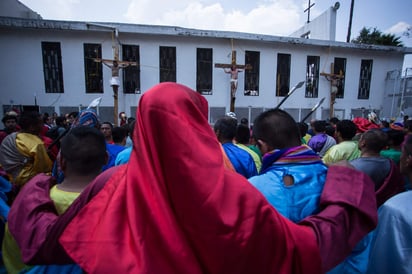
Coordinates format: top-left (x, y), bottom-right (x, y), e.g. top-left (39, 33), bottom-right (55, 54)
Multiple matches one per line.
top-left (400, 68), bottom-right (409, 117)
top-left (275, 81), bottom-right (305, 109)
top-left (346, 0), bottom-right (355, 43)
top-left (390, 70), bottom-right (399, 119)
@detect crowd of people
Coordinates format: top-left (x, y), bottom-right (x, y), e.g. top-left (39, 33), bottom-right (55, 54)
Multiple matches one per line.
top-left (0, 82), bottom-right (410, 273)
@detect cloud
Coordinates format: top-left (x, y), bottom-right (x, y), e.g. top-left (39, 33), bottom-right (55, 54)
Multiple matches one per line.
top-left (124, 0), bottom-right (302, 36)
top-left (386, 21), bottom-right (411, 34)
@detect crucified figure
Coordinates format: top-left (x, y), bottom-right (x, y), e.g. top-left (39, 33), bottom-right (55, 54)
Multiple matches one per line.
top-left (224, 65), bottom-right (243, 98)
top-left (102, 60), bottom-right (130, 89)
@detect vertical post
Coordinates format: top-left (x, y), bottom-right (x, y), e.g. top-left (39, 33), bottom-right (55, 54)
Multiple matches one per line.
top-left (230, 50), bottom-right (237, 113)
top-left (113, 86), bottom-right (119, 126)
top-left (400, 68), bottom-right (409, 117)
top-left (390, 70), bottom-right (399, 119)
top-left (113, 37), bottom-right (120, 126)
top-left (329, 63), bottom-right (335, 118)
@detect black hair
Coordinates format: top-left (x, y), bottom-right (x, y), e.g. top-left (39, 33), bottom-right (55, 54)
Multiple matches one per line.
top-left (360, 129), bottom-right (388, 153)
top-left (386, 129), bottom-right (405, 147)
top-left (235, 124), bottom-right (251, 144)
top-left (60, 126), bottom-right (107, 174)
top-left (329, 117), bottom-right (340, 125)
top-left (100, 122), bottom-right (113, 129)
top-left (325, 125), bottom-right (336, 137)
top-left (296, 122), bottom-right (308, 139)
top-left (112, 126), bottom-right (128, 143)
top-left (1, 115), bottom-right (17, 124)
top-left (404, 120), bottom-right (412, 131)
top-left (313, 120), bottom-right (327, 133)
top-left (253, 108), bottom-right (300, 149)
top-left (55, 116), bottom-right (66, 127)
top-left (336, 120), bottom-right (358, 140)
top-left (18, 111), bottom-right (42, 131)
top-left (240, 118), bottom-right (249, 126)
top-left (214, 117), bottom-right (237, 140)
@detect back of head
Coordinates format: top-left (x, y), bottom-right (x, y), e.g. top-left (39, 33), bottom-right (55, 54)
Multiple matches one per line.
top-left (19, 111), bottom-right (42, 133)
top-left (214, 116), bottom-right (237, 141)
top-left (68, 111), bottom-right (79, 119)
top-left (127, 117), bottom-right (135, 124)
top-left (325, 125), bottom-right (336, 137)
top-left (329, 117), bottom-right (340, 126)
top-left (313, 120), bottom-right (327, 133)
top-left (235, 124), bottom-right (250, 144)
top-left (60, 126), bottom-right (107, 175)
top-left (55, 116), bottom-right (66, 127)
top-left (387, 129), bottom-right (405, 147)
top-left (240, 118), bottom-right (248, 126)
top-left (404, 120), bottom-right (412, 132)
top-left (112, 126), bottom-right (128, 144)
top-left (253, 108), bottom-right (300, 149)
top-left (296, 122), bottom-right (308, 138)
top-left (360, 129), bottom-right (388, 153)
top-left (336, 120), bottom-right (358, 140)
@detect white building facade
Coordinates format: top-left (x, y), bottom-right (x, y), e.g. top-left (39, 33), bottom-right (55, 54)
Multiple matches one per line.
top-left (1, 13), bottom-right (411, 124)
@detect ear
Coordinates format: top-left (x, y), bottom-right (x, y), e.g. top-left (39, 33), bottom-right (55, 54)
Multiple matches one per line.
top-left (358, 138), bottom-right (366, 148)
top-left (257, 139), bottom-right (270, 155)
top-left (60, 156), bottom-right (67, 172)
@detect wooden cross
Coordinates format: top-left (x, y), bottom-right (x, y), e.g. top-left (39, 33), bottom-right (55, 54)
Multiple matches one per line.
top-left (304, 0), bottom-right (315, 23)
top-left (94, 43), bottom-right (137, 126)
top-left (215, 50), bottom-right (252, 112)
top-left (320, 63), bottom-right (344, 118)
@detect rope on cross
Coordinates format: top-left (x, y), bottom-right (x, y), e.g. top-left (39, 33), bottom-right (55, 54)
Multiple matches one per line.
top-left (214, 50), bottom-right (252, 112)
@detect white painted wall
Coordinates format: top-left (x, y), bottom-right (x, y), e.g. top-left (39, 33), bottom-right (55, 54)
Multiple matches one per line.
top-left (0, 21), bottom-right (407, 123)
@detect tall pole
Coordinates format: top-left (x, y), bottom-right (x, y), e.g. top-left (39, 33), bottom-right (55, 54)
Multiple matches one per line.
top-left (400, 68), bottom-right (410, 117)
top-left (346, 0), bottom-right (355, 42)
top-left (390, 70), bottom-right (400, 119)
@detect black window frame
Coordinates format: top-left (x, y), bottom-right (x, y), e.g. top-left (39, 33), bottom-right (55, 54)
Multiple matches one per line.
top-left (84, 43), bottom-right (103, 93)
top-left (196, 48), bottom-right (213, 95)
top-left (276, 53), bottom-right (291, 97)
top-left (244, 50), bottom-right (260, 96)
top-left (41, 41), bottom-right (64, 93)
top-left (159, 46), bottom-right (176, 83)
top-left (122, 44), bottom-right (141, 94)
top-left (305, 55), bottom-right (320, 98)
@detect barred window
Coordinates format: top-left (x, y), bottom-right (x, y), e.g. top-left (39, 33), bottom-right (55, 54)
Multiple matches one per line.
top-left (334, 57), bottom-right (346, 98)
top-left (159, 46), bottom-right (176, 82)
top-left (196, 48), bottom-right (213, 95)
top-left (122, 44), bottom-right (141, 94)
top-left (276, 53), bottom-right (291, 97)
top-left (305, 56), bottom-right (320, 98)
top-left (84, 43), bottom-right (103, 93)
top-left (244, 51), bottom-right (260, 96)
top-left (42, 42), bottom-right (64, 93)
top-left (358, 59), bottom-right (373, 99)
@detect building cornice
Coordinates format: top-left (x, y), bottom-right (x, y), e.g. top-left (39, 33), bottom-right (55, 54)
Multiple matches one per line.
top-left (1, 16), bottom-right (411, 54)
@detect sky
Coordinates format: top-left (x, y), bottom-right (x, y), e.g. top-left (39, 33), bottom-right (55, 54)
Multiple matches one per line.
top-left (18, 0), bottom-right (412, 69)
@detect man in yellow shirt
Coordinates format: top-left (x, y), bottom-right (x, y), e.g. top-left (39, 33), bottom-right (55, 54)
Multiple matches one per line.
top-left (3, 126), bottom-right (108, 273)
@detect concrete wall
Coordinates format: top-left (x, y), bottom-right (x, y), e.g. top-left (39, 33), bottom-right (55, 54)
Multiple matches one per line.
top-left (0, 22), bottom-right (407, 123)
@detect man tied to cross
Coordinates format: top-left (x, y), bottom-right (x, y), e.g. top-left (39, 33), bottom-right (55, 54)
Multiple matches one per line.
top-left (320, 64), bottom-right (344, 118)
top-left (95, 41), bottom-right (136, 126)
top-left (215, 50), bottom-right (251, 112)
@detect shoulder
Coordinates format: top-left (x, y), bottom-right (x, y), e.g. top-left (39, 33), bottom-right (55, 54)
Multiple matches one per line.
top-left (380, 191), bottom-right (412, 215)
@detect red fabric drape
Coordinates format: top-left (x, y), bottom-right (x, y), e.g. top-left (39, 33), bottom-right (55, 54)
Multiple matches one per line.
top-left (60, 83), bottom-right (321, 273)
